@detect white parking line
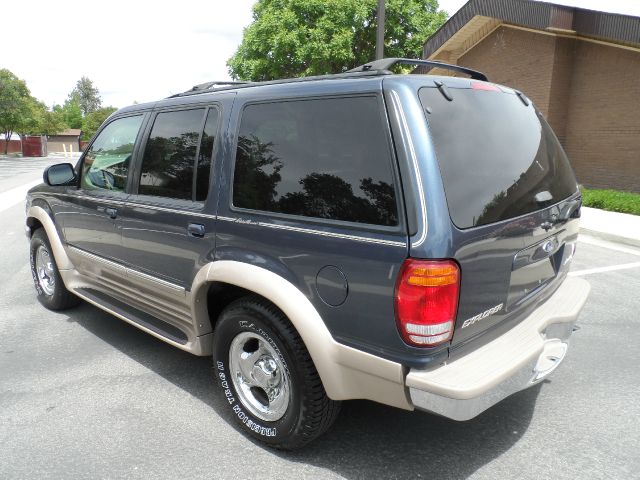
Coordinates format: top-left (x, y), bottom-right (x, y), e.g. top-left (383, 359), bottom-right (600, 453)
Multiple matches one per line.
top-left (570, 261), bottom-right (640, 277)
top-left (0, 180), bottom-right (42, 214)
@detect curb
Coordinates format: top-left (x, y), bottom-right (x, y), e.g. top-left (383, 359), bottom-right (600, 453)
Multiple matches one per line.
top-left (579, 207), bottom-right (640, 250)
top-left (579, 227), bottom-right (640, 250)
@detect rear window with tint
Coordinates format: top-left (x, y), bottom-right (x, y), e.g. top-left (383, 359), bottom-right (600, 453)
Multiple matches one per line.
top-left (419, 87), bottom-right (578, 229)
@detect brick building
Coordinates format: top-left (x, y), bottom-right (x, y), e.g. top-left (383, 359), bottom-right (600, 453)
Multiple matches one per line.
top-left (423, 0), bottom-right (640, 192)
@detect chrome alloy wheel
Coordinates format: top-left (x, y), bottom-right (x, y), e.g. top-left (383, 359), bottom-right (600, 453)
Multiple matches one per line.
top-left (229, 331), bottom-right (291, 422)
top-left (35, 245), bottom-right (55, 296)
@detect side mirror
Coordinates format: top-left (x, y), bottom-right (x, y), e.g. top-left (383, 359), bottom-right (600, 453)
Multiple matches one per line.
top-left (43, 163), bottom-right (76, 186)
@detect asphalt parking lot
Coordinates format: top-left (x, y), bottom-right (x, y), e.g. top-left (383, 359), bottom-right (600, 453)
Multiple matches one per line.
top-left (1, 157), bottom-right (639, 479)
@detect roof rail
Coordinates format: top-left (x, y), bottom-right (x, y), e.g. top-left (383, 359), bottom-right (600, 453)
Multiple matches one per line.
top-left (168, 80), bottom-right (252, 98)
top-left (166, 71), bottom-right (386, 98)
top-left (347, 58), bottom-right (488, 81)
top-left (165, 58), bottom-right (488, 99)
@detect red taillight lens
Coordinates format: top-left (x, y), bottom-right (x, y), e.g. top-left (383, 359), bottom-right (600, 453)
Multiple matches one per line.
top-left (395, 259), bottom-right (460, 347)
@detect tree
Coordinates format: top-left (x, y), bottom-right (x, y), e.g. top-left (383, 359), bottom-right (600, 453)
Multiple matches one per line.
top-left (69, 76), bottom-right (102, 115)
top-left (17, 99), bottom-right (48, 137)
top-left (0, 69), bottom-right (33, 154)
top-left (228, 0), bottom-right (448, 81)
top-left (81, 106), bottom-right (117, 140)
top-left (39, 108), bottom-right (68, 136)
top-left (55, 98), bottom-right (83, 129)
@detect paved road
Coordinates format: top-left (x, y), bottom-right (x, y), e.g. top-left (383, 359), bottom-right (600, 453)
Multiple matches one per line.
top-left (0, 157), bottom-right (59, 181)
top-left (0, 155), bottom-right (74, 189)
top-left (1, 158), bottom-right (639, 479)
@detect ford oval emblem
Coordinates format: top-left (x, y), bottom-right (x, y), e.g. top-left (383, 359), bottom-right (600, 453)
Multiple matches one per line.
top-left (542, 240), bottom-right (555, 253)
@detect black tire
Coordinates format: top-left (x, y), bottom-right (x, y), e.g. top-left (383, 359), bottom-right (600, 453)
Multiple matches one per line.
top-left (29, 228), bottom-right (80, 311)
top-left (212, 296), bottom-right (340, 450)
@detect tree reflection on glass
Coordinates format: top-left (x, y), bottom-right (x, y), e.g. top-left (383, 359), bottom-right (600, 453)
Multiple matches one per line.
top-left (233, 134), bottom-right (283, 210)
top-left (140, 131), bottom-right (199, 199)
top-left (234, 135), bottom-right (397, 226)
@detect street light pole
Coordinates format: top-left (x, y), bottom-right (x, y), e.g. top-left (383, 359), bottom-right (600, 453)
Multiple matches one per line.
top-left (376, 0), bottom-right (385, 60)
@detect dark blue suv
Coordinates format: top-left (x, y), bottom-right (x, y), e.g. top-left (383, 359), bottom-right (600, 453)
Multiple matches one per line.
top-left (26, 59), bottom-right (590, 449)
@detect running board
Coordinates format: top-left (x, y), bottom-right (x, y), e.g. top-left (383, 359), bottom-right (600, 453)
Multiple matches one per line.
top-left (74, 287), bottom-right (189, 345)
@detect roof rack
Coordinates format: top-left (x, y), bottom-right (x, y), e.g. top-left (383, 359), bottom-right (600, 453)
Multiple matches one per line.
top-left (347, 58), bottom-right (488, 81)
top-left (166, 58), bottom-right (488, 99)
top-left (167, 71), bottom-right (383, 98)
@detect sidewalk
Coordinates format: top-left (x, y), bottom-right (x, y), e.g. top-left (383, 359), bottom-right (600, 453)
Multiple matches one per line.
top-left (580, 207), bottom-right (640, 249)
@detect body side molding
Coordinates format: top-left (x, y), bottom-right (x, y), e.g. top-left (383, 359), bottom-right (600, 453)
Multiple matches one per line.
top-left (191, 260), bottom-right (413, 410)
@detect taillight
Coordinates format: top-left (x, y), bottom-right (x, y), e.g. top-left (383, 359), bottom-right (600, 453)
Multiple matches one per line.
top-left (395, 259), bottom-right (460, 347)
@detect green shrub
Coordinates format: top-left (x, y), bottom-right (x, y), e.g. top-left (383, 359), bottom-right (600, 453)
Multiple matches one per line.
top-left (580, 187), bottom-right (640, 216)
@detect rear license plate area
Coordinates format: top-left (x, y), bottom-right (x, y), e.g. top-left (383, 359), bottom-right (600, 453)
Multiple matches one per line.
top-left (507, 237), bottom-right (564, 309)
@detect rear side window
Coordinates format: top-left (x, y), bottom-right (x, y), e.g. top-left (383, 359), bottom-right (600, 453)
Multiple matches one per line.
top-left (139, 109), bottom-right (204, 200)
top-left (232, 97), bottom-right (398, 226)
top-left (419, 87), bottom-right (578, 229)
top-left (138, 107), bottom-right (219, 202)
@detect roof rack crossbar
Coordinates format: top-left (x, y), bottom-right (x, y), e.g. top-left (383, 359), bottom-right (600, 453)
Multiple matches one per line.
top-left (347, 58), bottom-right (488, 81)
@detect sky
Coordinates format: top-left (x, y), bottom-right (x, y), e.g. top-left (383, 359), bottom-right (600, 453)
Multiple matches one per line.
top-left (2, 0), bottom-right (639, 110)
top-left (1, 0), bottom-right (256, 108)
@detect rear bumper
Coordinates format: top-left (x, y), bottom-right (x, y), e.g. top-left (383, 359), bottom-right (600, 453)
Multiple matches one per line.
top-left (405, 276), bottom-right (590, 420)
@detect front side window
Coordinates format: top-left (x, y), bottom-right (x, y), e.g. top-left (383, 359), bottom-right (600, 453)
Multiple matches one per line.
top-left (232, 97), bottom-right (398, 226)
top-left (138, 109), bottom-right (205, 200)
top-left (81, 115), bottom-right (143, 192)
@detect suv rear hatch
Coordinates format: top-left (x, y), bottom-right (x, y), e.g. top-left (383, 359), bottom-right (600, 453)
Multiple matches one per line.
top-left (418, 81), bottom-right (581, 350)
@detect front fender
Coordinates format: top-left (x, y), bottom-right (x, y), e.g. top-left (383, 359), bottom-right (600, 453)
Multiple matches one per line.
top-left (26, 205), bottom-right (74, 271)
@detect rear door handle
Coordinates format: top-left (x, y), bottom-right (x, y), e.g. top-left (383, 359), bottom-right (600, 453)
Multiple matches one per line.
top-left (188, 223), bottom-right (206, 238)
top-left (105, 207), bottom-right (118, 219)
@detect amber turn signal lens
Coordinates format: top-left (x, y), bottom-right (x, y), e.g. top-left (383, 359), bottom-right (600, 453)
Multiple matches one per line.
top-left (406, 264), bottom-right (459, 287)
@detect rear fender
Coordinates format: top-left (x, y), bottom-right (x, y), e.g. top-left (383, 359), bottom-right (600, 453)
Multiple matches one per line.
top-left (190, 260), bottom-right (412, 409)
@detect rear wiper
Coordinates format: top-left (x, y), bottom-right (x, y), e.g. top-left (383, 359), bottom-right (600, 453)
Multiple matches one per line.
top-left (515, 90), bottom-right (530, 106)
top-left (434, 80), bottom-right (453, 101)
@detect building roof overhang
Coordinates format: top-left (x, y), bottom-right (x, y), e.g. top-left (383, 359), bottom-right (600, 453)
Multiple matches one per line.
top-left (424, 0), bottom-right (640, 66)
